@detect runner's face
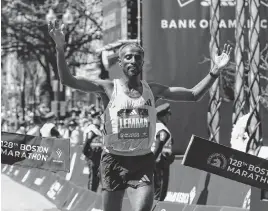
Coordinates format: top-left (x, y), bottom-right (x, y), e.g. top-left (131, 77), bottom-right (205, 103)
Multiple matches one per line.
top-left (119, 46), bottom-right (144, 77)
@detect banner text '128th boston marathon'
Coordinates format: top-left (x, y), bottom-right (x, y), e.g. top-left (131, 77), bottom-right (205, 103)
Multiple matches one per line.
top-left (161, 0), bottom-right (268, 29)
top-left (1, 132), bottom-right (70, 172)
top-left (182, 135), bottom-right (268, 190)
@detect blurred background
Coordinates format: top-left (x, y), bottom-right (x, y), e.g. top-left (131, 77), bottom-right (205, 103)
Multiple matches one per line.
top-left (1, 0), bottom-right (105, 132)
top-left (1, 0), bottom-right (268, 153)
top-left (1, 0), bottom-right (268, 211)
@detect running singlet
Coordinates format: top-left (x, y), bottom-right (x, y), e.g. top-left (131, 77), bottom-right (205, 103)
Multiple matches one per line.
top-left (102, 79), bottom-right (157, 156)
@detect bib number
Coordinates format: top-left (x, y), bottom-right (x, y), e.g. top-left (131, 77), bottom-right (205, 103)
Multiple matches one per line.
top-left (117, 108), bottom-right (149, 140)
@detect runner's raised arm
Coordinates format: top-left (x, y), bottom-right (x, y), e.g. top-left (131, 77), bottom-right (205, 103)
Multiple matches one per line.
top-left (48, 20), bottom-right (112, 94)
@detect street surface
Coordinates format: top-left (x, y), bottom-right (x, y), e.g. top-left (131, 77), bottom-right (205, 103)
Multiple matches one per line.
top-left (1, 174), bottom-right (61, 211)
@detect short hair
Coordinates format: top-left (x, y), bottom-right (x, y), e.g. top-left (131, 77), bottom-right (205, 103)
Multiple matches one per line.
top-left (118, 43), bottom-right (144, 58)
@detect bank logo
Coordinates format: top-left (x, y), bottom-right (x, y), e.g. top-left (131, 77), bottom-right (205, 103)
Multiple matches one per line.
top-left (177, 0), bottom-right (196, 7)
top-left (207, 153), bottom-right (227, 169)
top-left (56, 148), bottom-right (62, 158)
top-left (177, 0), bottom-right (268, 7)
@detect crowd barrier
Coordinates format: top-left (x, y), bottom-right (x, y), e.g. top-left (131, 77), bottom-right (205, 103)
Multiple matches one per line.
top-left (167, 157), bottom-right (251, 208)
top-left (1, 144), bottom-right (250, 211)
top-left (1, 132), bottom-right (70, 172)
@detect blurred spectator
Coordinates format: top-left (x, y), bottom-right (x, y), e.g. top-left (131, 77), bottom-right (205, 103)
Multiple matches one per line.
top-left (27, 115), bottom-right (44, 136)
top-left (58, 119), bottom-right (68, 137)
top-left (69, 108), bottom-right (81, 121)
top-left (40, 122), bottom-right (60, 138)
top-left (151, 103), bottom-right (175, 201)
top-left (37, 103), bottom-right (50, 116)
top-left (1, 119), bottom-right (9, 132)
top-left (39, 112), bottom-right (60, 138)
top-left (230, 113), bottom-right (250, 153)
top-left (83, 117), bottom-right (103, 191)
top-left (16, 121), bottom-right (27, 134)
top-left (27, 112), bottom-right (54, 136)
top-left (63, 120), bottom-right (83, 146)
top-left (231, 113), bottom-right (268, 159)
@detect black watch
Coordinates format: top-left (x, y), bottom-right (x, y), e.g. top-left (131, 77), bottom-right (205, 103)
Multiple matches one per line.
top-left (210, 72), bottom-right (219, 79)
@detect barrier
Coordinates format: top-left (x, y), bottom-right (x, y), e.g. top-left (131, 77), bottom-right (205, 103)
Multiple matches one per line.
top-left (5, 165), bottom-right (15, 176)
top-left (12, 166), bottom-right (32, 183)
top-left (1, 132), bottom-right (70, 172)
top-left (153, 201), bottom-right (187, 211)
top-left (2, 143), bottom-right (252, 211)
top-left (47, 178), bottom-right (78, 208)
top-left (250, 187), bottom-right (268, 211)
top-left (20, 168), bottom-right (41, 188)
top-left (62, 187), bottom-right (88, 211)
top-left (181, 204), bottom-right (197, 211)
top-left (69, 190), bottom-right (98, 211)
top-left (11, 166), bottom-right (25, 179)
top-left (220, 208), bottom-right (250, 211)
top-left (168, 158), bottom-right (250, 207)
top-left (1, 164), bottom-right (8, 172)
top-left (31, 169), bottom-right (50, 192)
top-left (37, 171), bottom-right (59, 196)
top-left (67, 146), bottom-right (89, 187)
top-left (182, 136), bottom-right (268, 190)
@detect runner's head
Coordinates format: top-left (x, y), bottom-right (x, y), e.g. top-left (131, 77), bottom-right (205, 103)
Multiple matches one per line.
top-left (118, 43), bottom-right (144, 78)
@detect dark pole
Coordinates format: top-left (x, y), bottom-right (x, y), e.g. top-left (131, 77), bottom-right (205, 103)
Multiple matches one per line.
top-left (137, 0), bottom-right (142, 79)
top-left (21, 67), bottom-right (26, 121)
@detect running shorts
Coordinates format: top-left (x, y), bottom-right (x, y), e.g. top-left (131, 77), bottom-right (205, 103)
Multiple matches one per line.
top-left (99, 151), bottom-right (155, 191)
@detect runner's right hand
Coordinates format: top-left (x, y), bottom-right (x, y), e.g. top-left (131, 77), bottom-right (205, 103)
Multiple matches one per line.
top-left (48, 20), bottom-right (65, 48)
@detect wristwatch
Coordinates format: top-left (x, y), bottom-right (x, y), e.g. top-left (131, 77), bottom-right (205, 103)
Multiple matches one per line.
top-left (210, 71), bottom-right (219, 79)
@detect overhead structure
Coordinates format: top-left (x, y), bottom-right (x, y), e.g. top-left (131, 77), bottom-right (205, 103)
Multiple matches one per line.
top-left (208, 0), bottom-right (221, 143)
top-left (247, 0), bottom-right (263, 155)
top-left (233, 0), bottom-right (246, 125)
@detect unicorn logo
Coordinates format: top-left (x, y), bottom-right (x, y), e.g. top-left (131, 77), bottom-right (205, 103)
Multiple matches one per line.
top-left (207, 153), bottom-right (228, 169)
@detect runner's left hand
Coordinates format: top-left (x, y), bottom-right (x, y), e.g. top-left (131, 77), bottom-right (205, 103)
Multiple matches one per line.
top-left (214, 43), bottom-right (232, 71)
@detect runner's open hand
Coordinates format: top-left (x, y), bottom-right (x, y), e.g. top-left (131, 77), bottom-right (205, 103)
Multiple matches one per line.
top-left (214, 43), bottom-right (232, 70)
top-left (48, 20), bottom-right (65, 48)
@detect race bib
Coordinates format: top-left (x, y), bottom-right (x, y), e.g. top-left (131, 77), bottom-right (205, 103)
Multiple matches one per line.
top-left (117, 108), bottom-right (149, 140)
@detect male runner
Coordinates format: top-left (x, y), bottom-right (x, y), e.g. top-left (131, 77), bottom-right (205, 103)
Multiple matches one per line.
top-left (48, 20), bottom-right (232, 211)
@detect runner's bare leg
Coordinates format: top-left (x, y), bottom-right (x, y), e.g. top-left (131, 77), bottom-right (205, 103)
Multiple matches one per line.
top-left (102, 189), bottom-right (125, 211)
top-left (127, 184), bottom-right (154, 211)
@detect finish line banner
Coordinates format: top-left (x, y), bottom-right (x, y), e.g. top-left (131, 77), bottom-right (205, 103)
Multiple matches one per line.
top-left (182, 135), bottom-right (268, 190)
top-left (1, 132), bottom-right (70, 172)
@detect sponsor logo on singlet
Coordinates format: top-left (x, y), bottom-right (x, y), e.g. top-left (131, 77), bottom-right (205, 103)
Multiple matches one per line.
top-left (144, 99), bottom-right (152, 106)
top-left (117, 108), bottom-right (150, 139)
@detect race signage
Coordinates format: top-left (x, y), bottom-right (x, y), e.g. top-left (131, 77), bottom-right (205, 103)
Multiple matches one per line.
top-left (182, 135), bottom-right (268, 190)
